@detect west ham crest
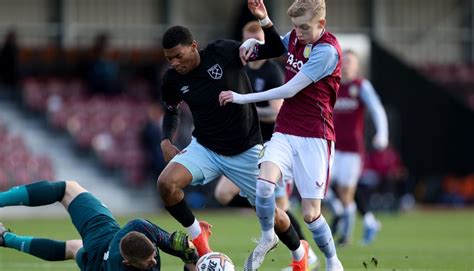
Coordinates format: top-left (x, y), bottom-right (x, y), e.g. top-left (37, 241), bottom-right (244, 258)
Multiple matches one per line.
top-left (207, 64), bottom-right (223, 80)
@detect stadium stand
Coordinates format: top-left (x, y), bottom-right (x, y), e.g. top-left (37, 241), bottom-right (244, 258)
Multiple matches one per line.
top-left (0, 119), bottom-right (55, 191)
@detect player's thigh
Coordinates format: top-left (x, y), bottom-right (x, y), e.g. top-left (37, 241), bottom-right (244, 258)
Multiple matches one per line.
top-left (168, 137), bottom-right (221, 185)
top-left (332, 151), bottom-right (362, 188)
top-left (259, 133), bottom-right (293, 183)
top-left (214, 175), bottom-right (240, 204)
top-left (291, 137), bottom-right (334, 199)
top-left (67, 193), bottom-right (120, 253)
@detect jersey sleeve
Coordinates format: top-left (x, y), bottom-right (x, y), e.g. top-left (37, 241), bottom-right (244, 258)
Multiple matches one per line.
top-left (300, 43), bottom-right (339, 82)
top-left (212, 39), bottom-right (243, 66)
top-left (161, 70), bottom-right (182, 110)
top-left (360, 79), bottom-right (389, 139)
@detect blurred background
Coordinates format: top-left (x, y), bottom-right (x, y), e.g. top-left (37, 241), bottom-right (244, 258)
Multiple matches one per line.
top-left (0, 0), bottom-right (472, 217)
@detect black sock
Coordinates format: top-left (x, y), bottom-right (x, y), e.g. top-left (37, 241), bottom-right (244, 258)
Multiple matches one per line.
top-left (355, 188), bottom-right (368, 216)
top-left (227, 195), bottom-right (252, 208)
top-left (165, 199), bottom-right (196, 227)
top-left (29, 238), bottom-right (66, 261)
top-left (27, 181), bottom-right (66, 207)
top-left (286, 210), bottom-right (306, 240)
top-left (276, 224), bottom-right (300, 251)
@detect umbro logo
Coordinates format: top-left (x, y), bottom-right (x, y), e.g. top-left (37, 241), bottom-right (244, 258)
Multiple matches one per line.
top-left (207, 64), bottom-right (223, 80)
top-left (180, 85), bottom-right (190, 93)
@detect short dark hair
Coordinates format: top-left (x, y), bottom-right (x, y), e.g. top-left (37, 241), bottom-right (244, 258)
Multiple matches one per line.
top-left (120, 231), bottom-right (155, 263)
top-left (162, 26), bottom-right (194, 49)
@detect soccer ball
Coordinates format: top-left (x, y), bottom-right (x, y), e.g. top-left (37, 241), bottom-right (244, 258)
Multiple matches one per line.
top-left (195, 252), bottom-right (235, 271)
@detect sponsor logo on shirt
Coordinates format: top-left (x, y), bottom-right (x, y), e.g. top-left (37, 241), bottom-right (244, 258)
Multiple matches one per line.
top-left (207, 64), bottom-right (223, 80)
top-left (180, 85), bottom-right (190, 94)
top-left (254, 78), bottom-right (265, 92)
top-left (286, 53), bottom-right (304, 72)
top-left (334, 97), bottom-right (359, 111)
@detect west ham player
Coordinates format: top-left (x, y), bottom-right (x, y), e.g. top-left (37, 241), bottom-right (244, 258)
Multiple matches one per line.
top-left (157, 25), bottom-right (308, 269)
top-left (213, 20), bottom-right (320, 271)
top-left (329, 49), bottom-right (388, 246)
top-left (219, 0), bottom-right (344, 270)
top-left (0, 180), bottom-right (198, 270)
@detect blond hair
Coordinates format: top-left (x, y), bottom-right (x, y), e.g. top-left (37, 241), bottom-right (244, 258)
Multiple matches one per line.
top-left (287, 0), bottom-right (326, 21)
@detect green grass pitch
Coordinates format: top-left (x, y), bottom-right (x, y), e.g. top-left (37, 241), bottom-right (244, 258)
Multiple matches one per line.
top-left (0, 209), bottom-right (473, 270)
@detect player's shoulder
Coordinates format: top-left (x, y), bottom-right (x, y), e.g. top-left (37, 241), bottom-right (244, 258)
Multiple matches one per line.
top-left (206, 39), bottom-right (240, 55)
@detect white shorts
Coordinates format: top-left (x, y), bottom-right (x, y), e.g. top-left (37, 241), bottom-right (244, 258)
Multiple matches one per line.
top-left (259, 132), bottom-right (334, 199)
top-left (331, 150), bottom-right (362, 187)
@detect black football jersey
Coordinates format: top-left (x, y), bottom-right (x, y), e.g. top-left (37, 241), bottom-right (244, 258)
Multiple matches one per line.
top-left (162, 40), bottom-right (262, 155)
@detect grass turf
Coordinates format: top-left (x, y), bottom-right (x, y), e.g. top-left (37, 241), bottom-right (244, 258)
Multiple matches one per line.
top-left (0, 209), bottom-right (473, 270)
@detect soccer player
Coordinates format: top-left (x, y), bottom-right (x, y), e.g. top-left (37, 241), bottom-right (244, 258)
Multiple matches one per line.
top-left (329, 49), bottom-right (388, 245)
top-left (213, 20), bottom-right (320, 271)
top-left (0, 180), bottom-right (198, 270)
top-left (219, 0), bottom-right (344, 270)
top-left (157, 24), bottom-right (308, 269)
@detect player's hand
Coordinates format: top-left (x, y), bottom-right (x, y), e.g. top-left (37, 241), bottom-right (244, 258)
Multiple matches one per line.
top-left (219, 91), bottom-right (235, 106)
top-left (248, 0), bottom-right (268, 20)
top-left (239, 45), bottom-right (253, 65)
top-left (160, 139), bottom-right (180, 162)
top-left (372, 133), bottom-right (388, 150)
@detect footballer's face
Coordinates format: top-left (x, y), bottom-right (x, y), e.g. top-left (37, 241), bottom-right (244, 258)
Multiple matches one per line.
top-left (164, 41), bottom-right (199, 75)
top-left (124, 249), bottom-right (158, 270)
top-left (291, 11), bottom-right (326, 45)
top-left (342, 51), bottom-right (359, 81)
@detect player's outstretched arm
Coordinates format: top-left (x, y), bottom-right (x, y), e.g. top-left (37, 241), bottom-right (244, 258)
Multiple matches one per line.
top-left (219, 71), bottom-right (313, 105)
top-left (360, 80), bottom-right (389, 150)
top-left (240, 0), bottom-right (285, 64)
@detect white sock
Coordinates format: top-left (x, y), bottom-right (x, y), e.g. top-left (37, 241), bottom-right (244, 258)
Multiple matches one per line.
top-left (364, 212), bottom-right (376, 227)
top-left (291, 242), bottom-right (305, 261)
top-left (326, 254), bottom-right (340, 267)
top-left (308, 247), bottom-right (318, 265)
top-left (187, 219), bottom-right (201, 239)
top-left (261, 229), bottom-right (275, 242)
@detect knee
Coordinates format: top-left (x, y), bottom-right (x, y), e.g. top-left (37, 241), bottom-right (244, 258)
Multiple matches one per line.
top-left (65, 180), bottom-right (85, 196)
top-left (274, 208), bottom-right (290, 231)
top-left (214, 189), bottom-right (232, 205)
top-left (302, 208), bottom-right (321, 223)
top-left (157, 174), bottom-right (180, 197)
top-left (66, 240), bottom-right (83, 260)
top-left (66, 180), bottom-right (80, 189)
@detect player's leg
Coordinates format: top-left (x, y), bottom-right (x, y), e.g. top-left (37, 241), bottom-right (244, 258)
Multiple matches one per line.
top-left (324, 153), bottom-right (345, 234)
top-left (333, 152), bottom-right (362, 246)
top-left (0, 222), bottom-right (82, 261)
top-left (355, 186), bottom-right (381, 245)
top-left (214, 175), bottom-right (241, 205)
top-left (276, 188), bottom-right (320, 271)
top-left (157, 138), bottom-right (220, 256)
top-left (0, 180), bottom-right (66, 207)
top-left (224, 134), bottom-right (306, 270)
top-left (324, 188), bottom-right (344, 234)
top-left (292, 137), bottom-right (342, 271)
top-left (65, 181), bottom-right (121, 268)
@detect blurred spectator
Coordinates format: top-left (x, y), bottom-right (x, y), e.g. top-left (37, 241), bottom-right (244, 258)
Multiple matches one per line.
top-left (86, 33), bottom-right (120, 96)
top-left (441, 174), bottom-right (474, 205)
top-left (360, 144), bottom-right (415, 211)
top-left (0, 30), bottom-right (19, 89)
top-left (141, 104), bottom-right (166, 178)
